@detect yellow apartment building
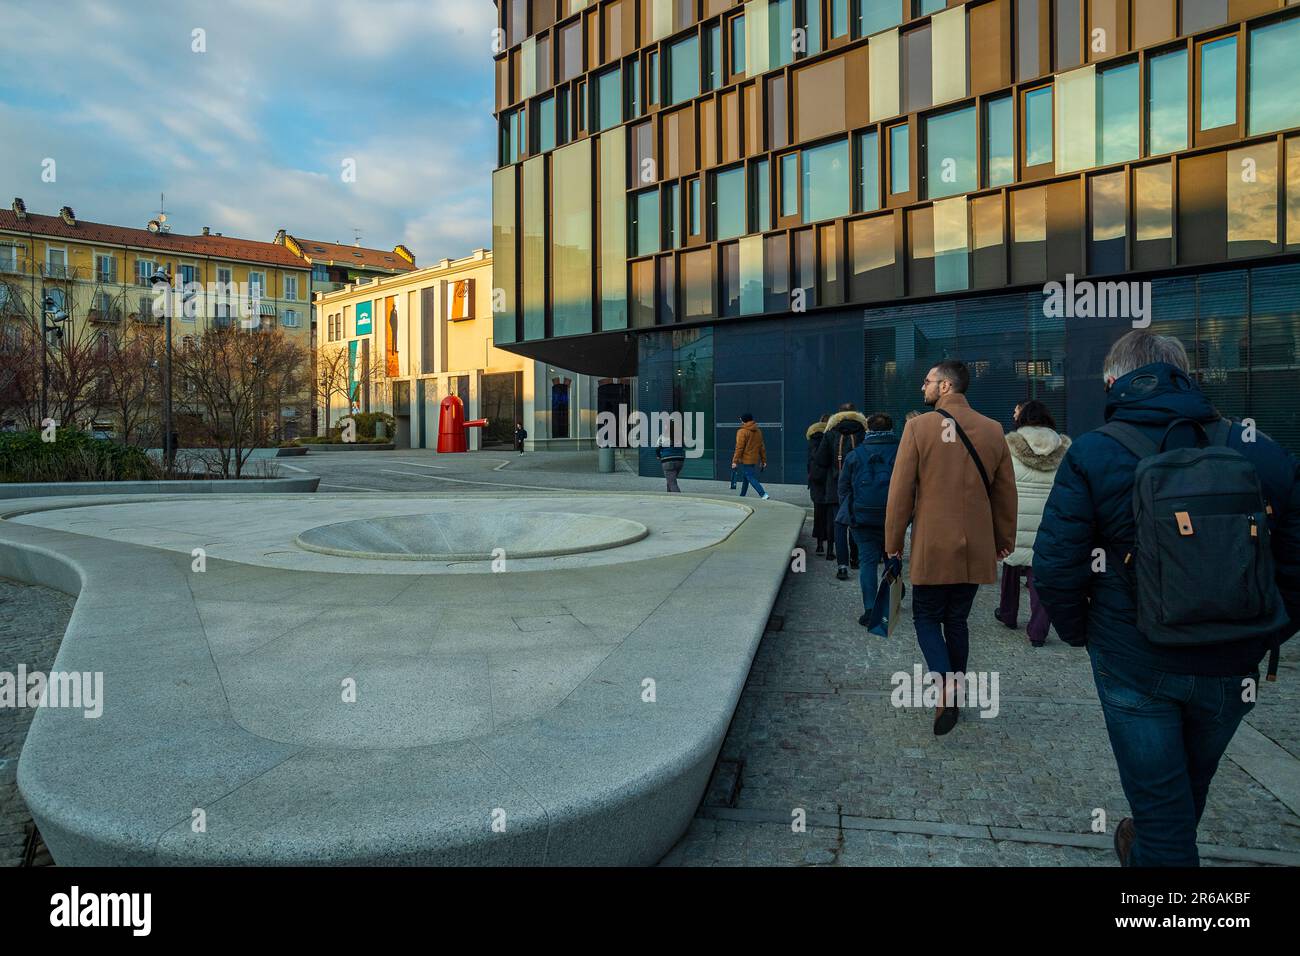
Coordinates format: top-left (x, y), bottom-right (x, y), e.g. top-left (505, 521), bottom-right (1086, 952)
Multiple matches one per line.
top-left (316, 248), bottom-right (603, 451)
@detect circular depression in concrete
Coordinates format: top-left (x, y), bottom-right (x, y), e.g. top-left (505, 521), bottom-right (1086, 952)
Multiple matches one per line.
top-left (294, 510), bottom-right (649, 561)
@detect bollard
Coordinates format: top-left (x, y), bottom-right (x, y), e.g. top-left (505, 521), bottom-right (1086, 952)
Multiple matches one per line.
top-left (598, 446), bottom-right (615, 473)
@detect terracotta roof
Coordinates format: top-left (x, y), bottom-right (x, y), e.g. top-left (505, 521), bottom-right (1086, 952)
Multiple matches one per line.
top-left (0, 209), bottom-right (307, 269)
top-left (286, 235), bottom-right (417, 272)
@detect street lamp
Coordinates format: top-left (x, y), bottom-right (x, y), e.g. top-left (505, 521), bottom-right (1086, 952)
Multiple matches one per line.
top-left (150, 267), bottom-right (196, 470)
top-left (39, 294), bottom-right (70, 424)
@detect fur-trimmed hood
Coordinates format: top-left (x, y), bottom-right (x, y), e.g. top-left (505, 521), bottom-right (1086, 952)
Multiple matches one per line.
top-left (1006, 426), bottom-right (1071, 471)
top-left (806, 422), bottom-right (827, 439)
top-left (825, 410), bottom-right (869, 433)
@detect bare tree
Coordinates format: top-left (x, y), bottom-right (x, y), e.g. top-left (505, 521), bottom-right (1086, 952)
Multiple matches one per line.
top-left (99, 321), bottom-right (163, 446)
top-left (314, 343), bottom-right (351, 435)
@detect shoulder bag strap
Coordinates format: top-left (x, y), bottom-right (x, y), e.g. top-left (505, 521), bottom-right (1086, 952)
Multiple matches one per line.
top-left (937, 409), bottom-right (992, 497)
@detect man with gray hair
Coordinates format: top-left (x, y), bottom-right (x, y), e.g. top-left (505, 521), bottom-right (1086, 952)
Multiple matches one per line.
top-left (1033, 329), bottom-right (1300, 867)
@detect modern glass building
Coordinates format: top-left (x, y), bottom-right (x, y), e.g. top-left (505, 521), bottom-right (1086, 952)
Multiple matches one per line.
top-left (492, 0), bottom-right (1300, 481)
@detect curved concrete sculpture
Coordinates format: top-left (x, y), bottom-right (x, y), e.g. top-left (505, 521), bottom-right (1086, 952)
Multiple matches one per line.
top-left (295, 511), bottom-right (649, 561)
top-left (2, 491), bottom-right (803, 865)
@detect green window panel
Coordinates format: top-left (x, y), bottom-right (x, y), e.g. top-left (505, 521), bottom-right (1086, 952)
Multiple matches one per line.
top-left (1248, 17), bottom-right (1300, 136)
top-left (1147, 49), bottom-right (1187, 155)
top-left (551, 140), bottom-right (594, 337)
top-left (1199, 36), bottom-right (1236, 132)
top-left (713, 165), bottom-right (747, 241)
top-left (632, 188), bottom-right (661, 256)
top-left (1098, 61), bottom-right (1140, 166)
top-left (889, 124), bottom-right (910, 194)
top-left (802, 138), bottom-right (850, 223)
top-left (856, 129), bottom-right (880, 211)
top-left (985, 96), bottom-right (1014, 187)
top-left (925, 106), bottom-right (977, 200)
top-left (668, 35), bottom-right (701, 106)
top-left (1024, 86), bottom-right (1053, 167)
top-left (597, 67), bottom-right (622, 131)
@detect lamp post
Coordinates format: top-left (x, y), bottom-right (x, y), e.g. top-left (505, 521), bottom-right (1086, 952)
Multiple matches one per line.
top-left (39, 294), bottom-right (70, 424)
top-left (149, 268), bottom-right (176, 470)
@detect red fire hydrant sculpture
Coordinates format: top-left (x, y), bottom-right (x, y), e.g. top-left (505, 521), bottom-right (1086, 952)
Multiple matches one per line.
top-left (437, 394), bottom-right (488, 453)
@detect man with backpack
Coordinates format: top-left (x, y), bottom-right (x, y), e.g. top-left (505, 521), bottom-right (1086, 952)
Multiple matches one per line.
top-left (885, 361), bottom-right (1018, 736)
top-left (838, 414), bottom-right (900, 626)
top-left (815, 403), bottom-right (868, 578)
top-left (1034, 331), bottom-right (1300, 867)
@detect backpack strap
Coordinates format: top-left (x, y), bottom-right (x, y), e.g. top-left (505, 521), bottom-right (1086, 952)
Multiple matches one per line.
top-left (1208, 417), bottom-right (1233, 448)
top-left (937, 410), bottom-right (992, 497)
top-left (1097, 421), bottom-right (1158, 460)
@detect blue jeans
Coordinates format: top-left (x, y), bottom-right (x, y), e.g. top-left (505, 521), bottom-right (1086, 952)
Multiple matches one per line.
top-left (850, 527), bottom-right (885, 613)
top-left (911, 583), bottom-right (979, 676)
top-left (737, 463), bottom-right (767, 497)
top-left (1088, 647), bottom-right (1257, 867)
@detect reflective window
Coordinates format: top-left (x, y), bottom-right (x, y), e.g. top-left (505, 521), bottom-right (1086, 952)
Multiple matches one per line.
top-left (681, 249), bottom-right (713, 319)
top-left (751, 158), bottom-right (772, 231)
top-left (803, 138), bottom-right (851, 223)
top-left (919, 0), bottom-right (945, 12)
top-left (764, 234), bottom-right (790, 311)
top-left (1227, 143), bottom-right (1278, 259)
top-left (819, 223), bottom-right (843, 305)
top-left (770, 0), bottom-right (796, 68)
top-left (551, 141), bottom-right (593, 337)
top-left (1024, 86), bottom-right (1053, 167)
top-left (1147, 49), bottom-right (1187, 155)
top-left (492, 168), bottom-right (516, 344)
top-left (731, 14), bottom-right (747, 74)
top-left (1055, 65), bottom-right (1095, 173)
top-left (1135, 163), bottom-right (1172, 242)
top-left (925, 106), bottom-right (977, 200)
top-left (1249, 17), bottom-right (1300, 137)
top-left (780, 152), bottom-right (799, 216)
top-left (971, 194), bottom-right (1005, 288)
top-left (1017, 0), bottom-right (1044, 81)
top-left (1011, 186), bottom-right (1047, 284)
top-left (690, 178), bottom-right (702, 235)
top-left (713, 166), bottom-right (747, 240)
top-left (630, 258), bottom-right (655, 327)
top-left (739, 236), bottom-right (764, 313)
top-left (600, 129), bottom-right (628, 329)
top-left (831, 0), bottom-right (849, 39)
top-left (1288, 138), bottom-right (1300, 251)
top-left (985, 96), bottom-right (1015, 187)
top-left (850, 214), bottom-right (895, 300)
top-left (649, 50), bottom-right (660, 105)
top-left (1097, 61), bottom-right (1139, 165)
top-left (768, 74), bottom-right (789, 148)
top-left (868, 29), bottom-right (900, 122)
top-left (521, 156), bottom-right (546, 340)
top-left (933, 196), bottom-right (969, 294)
top-left (705, 24), bottom-right (723, 91)
top-left (889, 123), bottom-right (910, 194)
top-left (1199, 37), bottom-right (1236, 132)
top-left (559, 21), bottom-right (583, 82)
top-left (596, 67), bottom-right (622, 131)
top-left (666, 182), bottom-right (682, 248)
top-left (637, 184), bottom-right (665, 254)
top-left (722, 243), bottom-right (741, 316)
top-left (794, 229), bottom-right (816, 307)
top-left (855, 129), bottom-right (880, 212)
top-left (658, 256), bottom-right (677, 323)
top-left (1089, 170), bottom-right (1126, 274)
top-left (669, 36), bottom-right (700, 106)
top-left (931, 7), bottom-right (967, 105)
top-left (858, 0), bottom-right (901, 38)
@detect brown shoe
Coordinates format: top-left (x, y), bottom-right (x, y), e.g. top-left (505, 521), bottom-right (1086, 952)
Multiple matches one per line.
top-left (1113, 817), bottom-right (1136, 866)
top-left (934, 705), bottom-right (959, 736)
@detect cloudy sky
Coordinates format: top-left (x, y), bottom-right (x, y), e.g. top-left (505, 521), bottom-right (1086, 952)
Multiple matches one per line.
top-left (0, 0), bottom-right (498, 260)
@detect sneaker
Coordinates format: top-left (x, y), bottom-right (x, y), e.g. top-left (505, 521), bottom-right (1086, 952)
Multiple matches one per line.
top-left (1113, 817), bottom-right (1136, 867)
top-left (858, 612), bottom-right (871, 627)
top-left (760, 493), bottom-right (770, 500)
top-left (836, 566), bottom-right (849, 581)
top-left (934, 706), bottom-right (959, 736)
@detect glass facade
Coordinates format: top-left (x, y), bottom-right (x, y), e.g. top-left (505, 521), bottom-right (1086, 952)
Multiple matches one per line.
top-left (925, 106), bottom-right (977, 200)
top-left (1147, 48), bottom-right (1188, 155)
top-left (1025, 86), bottom-right (1053, 167)
top-left (1097, 61), bottom-right (1139, 165)
top-left (668, 35), bottom-right (700, 106)
top-left (889, 123), bottom-right (909, 194)
top-left (551, 140), bottom-right (593, 337)
top-left (1199, 36), bottom-right (1237, 132)
top-left (985, 96), bottom-right (1014, 187)
top-left (802, 138), bottom-right (850, 223)
top-left (1250, 16), bottom-right (1300, 136)
top-left (713, 165), bottom-right (746, 240)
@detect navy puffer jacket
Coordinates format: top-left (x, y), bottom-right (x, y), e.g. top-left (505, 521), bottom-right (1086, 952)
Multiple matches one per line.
top-left (1032, 363), bottom-right (1300, 676)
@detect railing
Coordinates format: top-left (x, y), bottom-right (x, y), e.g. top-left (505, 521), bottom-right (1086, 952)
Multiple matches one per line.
top-left (88, 308), bottom-right (123, 324)
top-left (0, 256), bottom-right (26, 275)
top-left (40, 263), bottom-right (77, 280)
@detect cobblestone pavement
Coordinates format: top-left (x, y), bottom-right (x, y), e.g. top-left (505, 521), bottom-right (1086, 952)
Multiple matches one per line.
top-left (660, 516), bottom-right (1300, 867)
top-left (0, 579), bottom-right (71, 867)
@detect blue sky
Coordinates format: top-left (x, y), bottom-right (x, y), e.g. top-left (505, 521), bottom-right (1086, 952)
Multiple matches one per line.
top-left (0, 0), bottom-right (498, 260)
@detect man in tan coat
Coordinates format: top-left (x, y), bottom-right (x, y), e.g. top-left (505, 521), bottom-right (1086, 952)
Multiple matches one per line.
top-left (885, 360), bottom-right (1017, 735)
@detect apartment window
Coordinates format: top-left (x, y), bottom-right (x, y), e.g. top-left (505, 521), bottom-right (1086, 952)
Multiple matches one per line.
top-left (751, 158), bottom-right (772, 231)
top-left (855, 129), bottom-right (880, 212)
top-left (802, 138), bottom-right (850, 223)
top-left (596, 69), bottom-right (621, 130)
top-left (285, 275), bottom-right (299, 300)
top-left (45, 247), bottom-right (67, 278)
top-left (1147, 49), bottom-right (1187, 155)
top-left (1097, 61), bottom-right (1139, 165)
top-left (705, 24), bottom-right (722, 91)
top-left (249, 271), bottom-right (265, 296)
top-left (180, 264), bottom-right (200, 286)
top-left (668, 35), bottom-right (700, 106)
top-left (858, 0), bottom-right (902, 37)
top-left (136, 259), bottom-right (156, 286)
top-left (780, 153), bottom-right (799, 217)
top-left (918, 0), bottom-right (945, 13)
top-left (0, 244), bottom-right (17, 273)
top-left (985, 95), bottom-right (1015, 187)
top-left (1198, 36), bottom-right (1237, 133)
top-left (283, 309), bottom-right (300, 328)
top-left (770, 0), bottom-right (796, 68)
top-left (730, 14), bottom-right (746, 74)
top-left (1249, 16), bottom-right (1300, 136)
top-left (537, 94), bottom-right (557, 150)
top-left (713, 165), bottom-right (747, 241)
top-left (924, 106), bottom-right (977, 200)
top-left (888, 123), bottom-right (910, 195)
top-left (1024, 86), bottom-right (1053, 168)
top-left (94, 253), bottom-right (117, 283)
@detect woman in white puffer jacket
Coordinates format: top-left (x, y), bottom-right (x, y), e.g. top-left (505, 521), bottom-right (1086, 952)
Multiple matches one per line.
top-left (994, 401), bottom-right (1071, 646)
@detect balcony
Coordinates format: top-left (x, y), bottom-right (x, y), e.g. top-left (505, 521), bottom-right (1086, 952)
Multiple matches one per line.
top-left (88, 308), bottom-right (123, 324)
top-left (41, 263), bottom-right (77, 281)
top-left (0, 256), bottom-right (27, 275)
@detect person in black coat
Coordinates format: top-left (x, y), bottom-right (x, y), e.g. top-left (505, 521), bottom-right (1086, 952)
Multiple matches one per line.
top-left (1034, 331), bottom-right (1300, 868)
top-left (806, 416), bottom-right (830, 553)
top-left (813, 404), bottom-right (868, 574)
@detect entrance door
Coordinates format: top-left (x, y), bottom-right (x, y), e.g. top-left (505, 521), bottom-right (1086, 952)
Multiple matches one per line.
top-left (714, 381), bottom-right (784, 483)
top-left (480, 371), bottom-right (522, 448)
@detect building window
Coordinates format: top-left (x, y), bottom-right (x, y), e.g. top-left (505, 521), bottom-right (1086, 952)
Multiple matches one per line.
top-left (730, 14), bottom-right (746, 75)
top-left (689, 178), bottom-right (702, 236)
top-left (850, 214), bottom-right (895, 300)
top-left (779, 152), bottom-right (799, 217)
top-left (628, 58), bottom-right (643, 117)
top-left (284, 275), bottom-right (299, 300)
top-left (681, 248), bottom-right (713, 320)
top-left (750, 159), bottom-right (771, 232)
top-left (855, 129), bottom-right (880, 212)
top-left (648, 50), bottom-right (660, 106)
top-left (1024, 86), bottom-right (1053, 168)
top-left (283, 309), bottom-right (300, 328)
top-left (721, 242), bottom-right (741, 316)
top-left (1249, 16), bottom-right (1300, 136)
top-left (933, 196), bottom-right (969, 294)
top-left (712, 165), bottom-right (746, 241)
top-left (596, 69), bottom-right (621, 131)
top-left (551, 140), bottom-right (594, 337)
top-left (1198, 36), bottom-right (1237, 133)
top-left (1054, 65), bottom-right (1096, 174)
top-left (668, 35), bottom-right (700, 106)
top-left (1089, 170), bottom-right (1126, 274)
top-left (764, 233), bottom-right (790, 311)
top-left (1134, 163), bottom-right (1173, 244)
top-left (802, 138), bottom-right (850, 223)
top-left (858, 0), bottom-right (902, 38)
top-left (1017, 0), bottom-right (1045, 81)
top-left (95, 253), bottom-right (117, 283)
top-left (888, 123), bottom-right (910, 195)
top-left (45, 247), bottom-right (67, 278)
top-left (633, 188), bottom-right (661, 257)
top-left (180, 264), bottom-right (200, 286)
top-left (537, 94), bottom-right (557, 150)
top-left (248, 272), bottom-right (265, 297)
top-left (705, 23), bottom-right (722, 91)
top-left (1054, 0), bottom-right (1081, 71)
top-left (1227, 143), bottom-right (1278, 259)
top-left (1097, 60), bottom-right (1139, 165)
top-left (924, 105), bottom-right (977, 200)
top-left (1147, 48), bottom-right (1187, 155)
top-left (666, 182), bottom-right (682, 248)
top-left (902, 24), bottom-right (932, 114)
top-left (830, 0), bottom-right (849, 39)
top-left (770, 0), bottom-right (796, 69)
top-left (985, 95), bottom-right (1015, 187)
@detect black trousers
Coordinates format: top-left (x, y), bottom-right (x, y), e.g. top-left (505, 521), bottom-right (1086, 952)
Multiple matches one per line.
top-left (811, 502), bottom-right (831, 543)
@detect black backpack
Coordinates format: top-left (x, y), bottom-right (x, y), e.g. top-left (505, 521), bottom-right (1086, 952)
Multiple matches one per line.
top-left (1099, 417), bottom-right (1288, 650)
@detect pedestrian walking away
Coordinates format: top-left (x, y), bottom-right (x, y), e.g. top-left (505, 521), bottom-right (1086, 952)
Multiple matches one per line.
top-left (995, 401), bottom-right (1070, 646)
top-left (513, 422), bottom-right (527, 455)
top-left (884, 361), bottom-right (1017, 737)
top-left (807, 416), bottom-right (831, 553)
top-left (655, 432), bottom-right (686, 493)
top-left (814, 403), bottom-right (868, 575)
top-left (838, 413), bottom-right (900, 626)
top-left (1033, 330), bottom-right (1300, 867)
top-left (731, 413), bottom-right (770, 499)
